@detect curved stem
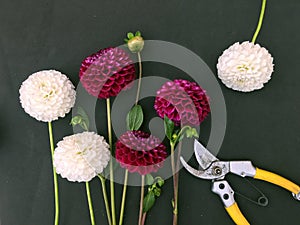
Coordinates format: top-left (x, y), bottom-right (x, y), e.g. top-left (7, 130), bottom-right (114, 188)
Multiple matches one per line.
top-left (251, 0), bottom-right (267, 43)
top-left (106, 98), bottom-right (116, 225)
top-left (86, 182), bottom-right (96, 225)
top-left (48, 122), bottom-right (59, 225)
top-left (174, 126), bottom-right (191, 144)
top-left (135, 52), bottom-right (143, 105)
top-left (98, 175), bottom-right (112, 225)
top-left (119, 170), bottom-right (128, 225)
top-left (138, 175), bottom-right (145, 225)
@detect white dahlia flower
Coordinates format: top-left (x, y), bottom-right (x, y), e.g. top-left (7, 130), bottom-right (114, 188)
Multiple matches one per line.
top-left (217, 41), bottom-right (274, 92)
top-left (53, 132), bottom-right (110, 182)
top-left (19, 70), bottom-right (76, 122)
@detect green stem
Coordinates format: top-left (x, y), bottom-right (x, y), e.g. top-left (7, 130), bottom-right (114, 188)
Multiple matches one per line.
top-left (86, 182), bottom-right (96, 225)
top-left (251, 0), bottom-right (267, 43)
top-left (135, 52), bottom-right (143, 105)
top-left (48, 122), bottom-right (59, 225)
top-left (138, 175), bottom-right (145, 225)
top-left (106, 98), bottom-right (116, 225)
top-left (170, 142), bottom-right (178, 225)
top-left (119, 170), bottom-right (128, 225)
top-left (98, 175), bottom-right (112, 225)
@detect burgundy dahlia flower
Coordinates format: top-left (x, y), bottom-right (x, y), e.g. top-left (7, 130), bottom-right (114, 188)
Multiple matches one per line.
top-left (115, 130), bottom-right (167, 175)
top-left (79, 47), bottom-right (136, 99)
top-left (154, 79), bottom-right (210, 126)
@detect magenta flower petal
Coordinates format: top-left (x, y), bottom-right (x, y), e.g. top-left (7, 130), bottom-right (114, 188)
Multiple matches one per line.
top-left (115, 131), bottom-right (167, 175)
top-left (79, 47), bottom-right (136, 99)
top-left (154, 79), bottom-right (210, 126)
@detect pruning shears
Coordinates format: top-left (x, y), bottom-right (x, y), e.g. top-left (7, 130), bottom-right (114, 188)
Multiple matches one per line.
top-left (180, 140), bottom-right (300, 225)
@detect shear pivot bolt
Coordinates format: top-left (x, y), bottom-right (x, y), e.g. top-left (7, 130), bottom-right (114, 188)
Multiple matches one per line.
top-left (213, 166), bottom-right (222, 176)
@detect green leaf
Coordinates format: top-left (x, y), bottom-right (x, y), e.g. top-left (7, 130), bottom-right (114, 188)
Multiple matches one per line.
top-left (156, 177), bottom-right (164, 187)
top-left (126, 105), bottom-right (144, 131)
top-left (80, 121), bottom-right (89, 132)
top-left (70, 115), bottom-right (82, 126)
top-left (164, 116), bottom-right (174, 140)
top-left (127, 32), bottom-right (134, 39)
top-left (191, 128), bottom-right (199, 138)
top-left (124, 38), bottom-right (129, 43)
top-left (145, 174), bottom-right (154, 186)
top-left (135, 31), bottom-right (141, 37)
top-left (185, 128), bottom-right (193, 138)
top-left (77, 107), bottom-right (90, 130)
top-left (185, 127), bottom-right (199, 138)
top-left (143, 191), bottom-right (155, 212)
top-left (153, 187), bottom-right (161, 197)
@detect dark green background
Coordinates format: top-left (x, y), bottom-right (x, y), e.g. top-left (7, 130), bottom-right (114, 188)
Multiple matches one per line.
top-left (1, 0), bottom-right (300, 224)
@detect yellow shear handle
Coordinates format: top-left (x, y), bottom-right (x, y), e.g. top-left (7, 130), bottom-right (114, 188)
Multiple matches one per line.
top-left (225, 202), bottom-right (250, 225)
top-left (254, 168), bottom-right (300, 194)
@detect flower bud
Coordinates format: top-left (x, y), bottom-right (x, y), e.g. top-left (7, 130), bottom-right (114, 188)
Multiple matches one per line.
top-left (127, 36), bottom-right (144, 53)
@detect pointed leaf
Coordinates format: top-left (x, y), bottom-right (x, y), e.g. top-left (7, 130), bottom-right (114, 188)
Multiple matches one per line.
top-left (145, 174), bottom-right (154, 186)
top-left (127, 32), bottom-right (134, 39)
top-left (143, 191), bottom-right (155, 212)
top-left (185, 128), bottom-right (193, 138)
top-left (135, 31), bottom-right (141, 37)
top-left (156, 177), bottom-right (164, 187)
top-left (164, 116), bottom-right (174, 140)
top-left (70, 115), bottom-right (82, 126)
top-left (191, 128), bottom-right (199, 138)
top-left (126, 105), bottom-right (144, 131)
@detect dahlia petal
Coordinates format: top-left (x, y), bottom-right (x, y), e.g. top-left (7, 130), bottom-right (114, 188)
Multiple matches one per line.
top-left (53, 132), bottom-right (110, 182)
top-left (217, 41), bottom-right (274, 92)
top-left (79, 47), bottom-right (136, 99)
top-left (115, 131), bottom-right (167, 175)
top-left (154, 79), bottom-right (210, 126)
top-left (19, 70), bottom-right (76, 122)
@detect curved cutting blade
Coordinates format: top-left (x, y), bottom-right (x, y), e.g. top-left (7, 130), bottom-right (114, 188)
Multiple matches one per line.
top-left (194, 139), bottom-right (218, 169)
top-left (180, 156), bottom-right (214, 179)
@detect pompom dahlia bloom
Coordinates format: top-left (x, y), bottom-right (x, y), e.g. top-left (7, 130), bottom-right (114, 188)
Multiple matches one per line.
top-left (154, 79), bottom-right (210, 126)
top-left (19, 70), bottom-right (76, 122)
top-left (53, 132), bottom-right (110, 182)
top-left (217, 41), bottom-right (274, 92)
top-left (79, 47), bottom-right (136, 99)
top-left (115, 131), bottom-right (167, 175)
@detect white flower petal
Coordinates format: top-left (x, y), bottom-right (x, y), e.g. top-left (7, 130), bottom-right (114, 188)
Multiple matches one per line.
top-left (19, 70), bottom-right (76, 122)
top-left (53, 132), bottom-right (110, 182)
top-left (217, 41), bottom-right (274, 92)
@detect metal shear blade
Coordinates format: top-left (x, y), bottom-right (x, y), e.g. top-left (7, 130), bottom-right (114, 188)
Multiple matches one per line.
top-left (180, 140), bottom-right (229, 180)
top-left (194, 139), bottom-right (218, 169)
top-left (180, 156), bottom-right (219, 180)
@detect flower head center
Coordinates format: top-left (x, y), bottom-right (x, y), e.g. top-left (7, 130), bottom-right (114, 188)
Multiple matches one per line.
top-left (39, 83), bottom-right (56, 99)
top-left (237, 64), bottom-right (251, 72)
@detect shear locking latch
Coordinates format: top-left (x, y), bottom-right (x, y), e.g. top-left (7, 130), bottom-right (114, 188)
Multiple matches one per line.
top-left (211, 180), bottom-right (235, 207)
